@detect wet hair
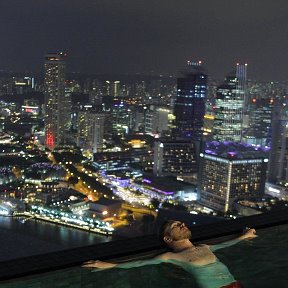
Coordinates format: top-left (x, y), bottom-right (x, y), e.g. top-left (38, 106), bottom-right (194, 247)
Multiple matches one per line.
top-left (158, 220), bottom-right (176, 244)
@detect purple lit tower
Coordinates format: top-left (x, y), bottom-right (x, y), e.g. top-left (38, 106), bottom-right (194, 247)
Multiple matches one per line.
top-left (198, 141), bottom-right (269, 213)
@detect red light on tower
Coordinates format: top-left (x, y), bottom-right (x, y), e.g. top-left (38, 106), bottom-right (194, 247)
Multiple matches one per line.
top-left (46, 131), bottom-right (55, 149)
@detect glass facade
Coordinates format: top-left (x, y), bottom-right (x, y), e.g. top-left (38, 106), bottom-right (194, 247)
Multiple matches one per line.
top-left (174, 63), bottom-right (207, 141)
top-left (268, 98), bottom-right (288, 185)
top-left (77, 112), bottom-right (106, 154)
top-left (213, 64), bottom-right (247, 142)
top-left (244, 98), bottom-right (273, 146)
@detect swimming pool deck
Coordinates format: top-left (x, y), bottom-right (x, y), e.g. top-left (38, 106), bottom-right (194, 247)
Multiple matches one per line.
top-left (0, 208), bottom-right (287, 281)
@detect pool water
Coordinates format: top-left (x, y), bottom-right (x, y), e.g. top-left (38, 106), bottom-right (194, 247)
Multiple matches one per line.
top-left (216, 224), bottom-right (288, 288)
top-left (1, 224), bottom-right (288, 288)
top-left (0, 264), bottom-right (196, 288)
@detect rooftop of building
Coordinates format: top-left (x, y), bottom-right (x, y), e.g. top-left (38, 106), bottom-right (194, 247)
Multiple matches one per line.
top-left (93, 151), bottom-right (132, 161)
top-left (156, 138), bottom-right (195, 145)
top-left (204, 141), bottom-right (270, 159)
top-left (91, 197), bottom-right (121, 206)
top-left (136, 175), bottom-right (196, 193)
top-left (178, 62), bottom-right (207, 77)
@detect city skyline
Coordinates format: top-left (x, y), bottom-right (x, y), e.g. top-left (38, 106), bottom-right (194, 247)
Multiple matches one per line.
top-left (0, 0), bottom-right (288, 81)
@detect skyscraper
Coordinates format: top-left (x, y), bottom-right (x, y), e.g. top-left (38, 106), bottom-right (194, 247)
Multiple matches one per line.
top-left (44, 52), bottom-right (68, 149)
top-left (77, 111), bottom-right (106, 155)
top-left (173, 61), bottom-right (207, 141)
top-left (153, 139), bottom-right (197, 183)
top-left (268, 98), bottom-right (288, 185)
top-left (213, 64), bottom-right (247, 142)
top-left (145, 106), bottom-right (171, 137)
top-left (199, 141), bottom-right (269, 213)
top-left (244, 98), bottom-right (274, 146)
top-left (112, 98), bottom-right (132, 136)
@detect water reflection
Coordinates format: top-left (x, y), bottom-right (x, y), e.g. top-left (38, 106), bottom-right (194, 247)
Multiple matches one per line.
top-left (0, 216), bottom-right (112, 261)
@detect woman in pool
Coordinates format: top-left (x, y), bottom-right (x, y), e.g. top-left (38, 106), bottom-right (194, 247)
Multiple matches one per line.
top-left (83, 220), bottom-right (257, 288)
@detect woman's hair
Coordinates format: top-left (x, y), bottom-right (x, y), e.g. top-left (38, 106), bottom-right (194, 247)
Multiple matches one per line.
top-left (158, 220), bottom-right (175, 244)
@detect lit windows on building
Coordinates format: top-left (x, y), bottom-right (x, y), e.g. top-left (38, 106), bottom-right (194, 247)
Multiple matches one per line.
top-left (198, 141), bottom-right (269, 213)
top-left (213, 64), bottom-right (247, 142)
top-left (268, 98), bottom-right (288, 185)
top-left (77, 112), bottom-right (106, 155)
top-left (153, 140), bottom-right (197, 183)
top-left (44, 52), bottom-right (69, 149)
top-left (173, 62), bottom-right (207, 140)
top-left (243, 98), bottom-right (274, 146)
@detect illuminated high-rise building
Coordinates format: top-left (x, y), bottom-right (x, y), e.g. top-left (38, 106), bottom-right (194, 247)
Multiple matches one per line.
top-left (77, 111), bottom-right (106, 155)
top-left (213, 64), bottom-right (247, 142)
top-left (173, 61), bottom-right (207, 141)
top-left (44, 52), bottom-right (68, 149)
top-left (145, 106), bottom-right (172, 137)
top-left (199, 141), bottom-right (269, 213)
top-left (13, 76), bottom-right (35, 94)
top-left (113, 81), bottom-right (120, 97)
top-left (203, 114), bottom-right (215, 141)
top-left (244, 98), bottom-right (274, 146)
top-left (268, 99), bottom-right (288, 185)
top-left (153, 139), bottom-right (198, 183)
top-left (112, 98), bottom-right (133, 136)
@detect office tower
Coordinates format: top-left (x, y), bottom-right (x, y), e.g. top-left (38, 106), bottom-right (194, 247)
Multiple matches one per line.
top-left (203, 114), bottom-right (214, 142)
top-left (173, 61), bottom-right (207, 141)
top-left (44, 52), bottom-right (68, 149)
top-left (213, 64), bottom-right (247, 142)
top-left (244, 98), bottom-right (274, 146)
top-left (198, 141), bottom-right (269, 213)
top-left (64, 85), bottom-right (72, 130)
top-left (112, 98), bottom-right (133, 136)
top-left (113, 81), bottom-right (120, 97)
top-left (132, 108), bottom-right (145, 132)
top-left (268, 99), bottom-right (288, 185)
top-left (135, 81), bottom-right (146, 103)
top-left (104, 81), bottom-right (111, 96)
top-left (89, 79), bottom-right (103, 105)
top-left (145, 106), bottom-right (172, 137)
top-left (77, 112), bottom-right (106, 155)
top-left (153, 139), bottom-right (197, 183)
top-left (13, 76), bottom-right (35, 94)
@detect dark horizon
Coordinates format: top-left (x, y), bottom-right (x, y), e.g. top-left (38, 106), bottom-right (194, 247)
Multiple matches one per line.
top-left (1, 0), bottom-right (288, 82)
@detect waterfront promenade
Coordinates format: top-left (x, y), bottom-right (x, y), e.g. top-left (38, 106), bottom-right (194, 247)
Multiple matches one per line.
top-left (0, 216), bottom-right (111, 262)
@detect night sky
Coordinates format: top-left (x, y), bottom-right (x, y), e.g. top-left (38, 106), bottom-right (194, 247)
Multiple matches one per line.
top-left (1, 0), bottom-right (288, 81)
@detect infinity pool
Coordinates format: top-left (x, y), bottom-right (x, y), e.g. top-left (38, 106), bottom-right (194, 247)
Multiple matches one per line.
top-left (1, 224), bottom-right (288, 288)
